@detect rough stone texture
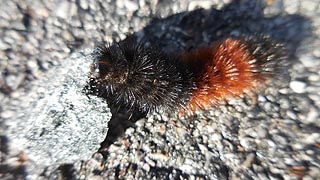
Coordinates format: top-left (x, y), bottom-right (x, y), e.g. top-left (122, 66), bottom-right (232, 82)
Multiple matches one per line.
top-left (1, 0), bottom-right (319, 180)
top-left (1, 54), bottom-right (111, 179)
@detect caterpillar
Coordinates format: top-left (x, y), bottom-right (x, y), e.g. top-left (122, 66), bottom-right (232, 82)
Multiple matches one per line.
top-left (86, 35), bottom-right (287, 116)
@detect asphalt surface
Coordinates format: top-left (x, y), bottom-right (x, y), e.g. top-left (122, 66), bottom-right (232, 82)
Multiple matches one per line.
top-left (0, 0), bottom-right (319, 179)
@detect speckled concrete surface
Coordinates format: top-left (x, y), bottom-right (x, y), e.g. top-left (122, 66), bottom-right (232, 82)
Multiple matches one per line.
top-left (0, 0), bottom-right (319, 179)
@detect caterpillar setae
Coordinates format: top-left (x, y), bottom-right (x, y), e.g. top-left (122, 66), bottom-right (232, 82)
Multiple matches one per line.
top-left (86, 35), bottom-right (287, 116)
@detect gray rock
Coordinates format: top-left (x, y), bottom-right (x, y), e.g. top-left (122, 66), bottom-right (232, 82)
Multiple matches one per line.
top-left (2, 53), bottom-right (111, 178)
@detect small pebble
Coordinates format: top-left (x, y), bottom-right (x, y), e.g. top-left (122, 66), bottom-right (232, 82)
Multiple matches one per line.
top-left (290, 81), bottom-right (307, 93)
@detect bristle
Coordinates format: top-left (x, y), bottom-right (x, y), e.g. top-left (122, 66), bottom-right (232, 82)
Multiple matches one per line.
top-left (87, 39), bottom-right (194, 113)
top-left (181, 36), bottom-right (287, 113)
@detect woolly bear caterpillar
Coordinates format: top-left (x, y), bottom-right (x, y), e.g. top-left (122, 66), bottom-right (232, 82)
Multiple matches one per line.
top-left (86, 35), bottom-right (287, 115)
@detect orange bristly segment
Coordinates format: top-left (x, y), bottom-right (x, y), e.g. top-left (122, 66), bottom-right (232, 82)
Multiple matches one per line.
top-left (181, 38), bottom-right (266, 113)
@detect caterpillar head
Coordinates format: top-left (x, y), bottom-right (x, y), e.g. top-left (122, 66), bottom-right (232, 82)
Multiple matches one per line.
top-left (90, 44), bottom-right (130, 90)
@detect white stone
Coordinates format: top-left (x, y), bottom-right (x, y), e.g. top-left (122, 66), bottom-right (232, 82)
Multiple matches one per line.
top-left (289, 81), bottom-right (307, 93)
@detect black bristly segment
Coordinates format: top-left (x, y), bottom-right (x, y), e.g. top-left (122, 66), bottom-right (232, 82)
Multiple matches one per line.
top-left (244, 35), bottom-right (289, 83)
top-left (86, 38), bottom-right (194, 115)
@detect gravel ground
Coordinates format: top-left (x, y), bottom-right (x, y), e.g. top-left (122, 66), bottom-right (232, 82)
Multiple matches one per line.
top-left (1, 0), bottom-right (319, 179)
